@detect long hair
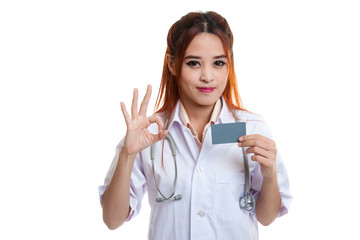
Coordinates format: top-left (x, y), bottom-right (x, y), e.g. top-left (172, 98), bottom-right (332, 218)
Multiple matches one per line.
top-left (155, 11), bottom-right (246, 115)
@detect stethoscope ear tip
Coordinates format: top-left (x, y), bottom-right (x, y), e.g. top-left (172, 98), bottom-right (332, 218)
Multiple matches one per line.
top-left (156, 197), bottom-right (165, 203)
top-left (156, 194), bottom-right (182, 203)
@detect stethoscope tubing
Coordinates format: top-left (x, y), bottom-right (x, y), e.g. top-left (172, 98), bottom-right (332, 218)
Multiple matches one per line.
top-left (239, 146), bottom-right (255, 211)
top-left (242, 146), bottom-right (250, 195)
top-left (151, 133), bottom-right (181, 202)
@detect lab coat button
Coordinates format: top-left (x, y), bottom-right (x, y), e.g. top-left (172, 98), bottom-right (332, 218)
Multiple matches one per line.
top-left (197, 167), bottom-right (203, 174)
top-left (197, 211), bottom-right (205, 217)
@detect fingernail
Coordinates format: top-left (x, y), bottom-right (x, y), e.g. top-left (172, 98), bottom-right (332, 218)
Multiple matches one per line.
top-left (239, 137), bottom-right (243, 141)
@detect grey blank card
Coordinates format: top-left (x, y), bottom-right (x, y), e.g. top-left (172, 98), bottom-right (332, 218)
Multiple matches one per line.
top-left (211, 122), bottom-right (246, 144)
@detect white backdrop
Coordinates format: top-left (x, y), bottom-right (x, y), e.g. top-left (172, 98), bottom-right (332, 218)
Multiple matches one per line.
top-left (1, 0), bottom-right (359, 239)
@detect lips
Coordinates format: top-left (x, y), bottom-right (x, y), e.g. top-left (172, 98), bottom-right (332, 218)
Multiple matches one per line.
top-left (197, 87), bottom-right (215, 93)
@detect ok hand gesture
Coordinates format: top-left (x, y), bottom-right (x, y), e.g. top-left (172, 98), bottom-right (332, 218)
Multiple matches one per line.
top-left (120, 85), bottom-right (168, 156)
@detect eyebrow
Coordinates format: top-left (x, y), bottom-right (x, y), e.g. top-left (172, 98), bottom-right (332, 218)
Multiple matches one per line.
top-left (183, 54), bottom-right (227, 60)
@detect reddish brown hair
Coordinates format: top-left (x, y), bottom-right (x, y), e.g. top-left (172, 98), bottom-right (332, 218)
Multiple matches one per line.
top-left (155, 11), bottom-right (246, 115)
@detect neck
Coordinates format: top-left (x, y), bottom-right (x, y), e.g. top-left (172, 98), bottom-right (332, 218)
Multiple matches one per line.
top-left (181, 99), bottom-right (216, 141)
top-left (186, 104), bottom-right (213, 126)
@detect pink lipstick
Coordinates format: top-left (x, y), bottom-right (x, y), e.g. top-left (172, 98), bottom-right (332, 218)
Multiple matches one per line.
top-left (197, 87), bottom-right (215, 93)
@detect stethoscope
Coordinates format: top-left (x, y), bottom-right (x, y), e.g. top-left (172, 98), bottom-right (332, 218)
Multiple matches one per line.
top-left (239, 147), bottom-right (255, 211)
top-left (150, 118), bottom-right (255, 211)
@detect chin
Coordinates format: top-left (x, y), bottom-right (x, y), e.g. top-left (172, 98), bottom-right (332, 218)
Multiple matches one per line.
top-left (181, 91), bottom-right (221, 109)
top-left (194, 97), bottom-right (218, 107)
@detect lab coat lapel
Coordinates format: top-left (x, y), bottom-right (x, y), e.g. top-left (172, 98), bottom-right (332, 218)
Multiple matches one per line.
top-left (167, 102), bottom-right (200, 163)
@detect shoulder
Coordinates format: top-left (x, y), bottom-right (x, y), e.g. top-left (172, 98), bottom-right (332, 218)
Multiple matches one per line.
top-left (220, 100), bottom-right (264, 124)
top-left (234, 109), bottom-right (265, 123)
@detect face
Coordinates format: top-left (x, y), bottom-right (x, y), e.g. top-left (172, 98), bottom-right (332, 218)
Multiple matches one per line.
top-left (178, 33), bottom-right (229, 111)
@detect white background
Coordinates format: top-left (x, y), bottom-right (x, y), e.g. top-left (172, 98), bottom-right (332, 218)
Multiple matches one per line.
top-left (1, 0), bottom-right (359, 239)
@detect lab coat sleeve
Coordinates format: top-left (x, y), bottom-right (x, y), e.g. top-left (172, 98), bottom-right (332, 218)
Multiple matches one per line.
top-left (249, 119), bottom-right (293, 218)
top-left (98, 137), bottom-right (147, 222)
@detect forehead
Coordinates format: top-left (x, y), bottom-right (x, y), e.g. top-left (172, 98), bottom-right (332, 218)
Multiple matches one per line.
top-left (184, 33), bottom-right (225, 57)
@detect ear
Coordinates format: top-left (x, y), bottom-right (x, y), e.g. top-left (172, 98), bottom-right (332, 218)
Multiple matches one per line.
top-left (166, 54), bottom-right (176, 76)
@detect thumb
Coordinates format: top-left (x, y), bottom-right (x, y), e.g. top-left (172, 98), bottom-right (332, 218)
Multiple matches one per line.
top-left (154, 130), bottom-right (168, 142)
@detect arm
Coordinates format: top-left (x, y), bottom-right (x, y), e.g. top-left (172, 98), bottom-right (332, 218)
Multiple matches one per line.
top-left (101, 85), bottom-right (167, 230)
top-left (102, 148), bottom-right (136, 229)
top-left (255, 172), bottom-right (281, 226)
top-left (239, 134), bottom-right (281, 226)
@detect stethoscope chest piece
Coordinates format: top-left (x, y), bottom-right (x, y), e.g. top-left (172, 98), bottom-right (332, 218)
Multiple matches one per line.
top-left (239, 193), bottom-right (255, 211)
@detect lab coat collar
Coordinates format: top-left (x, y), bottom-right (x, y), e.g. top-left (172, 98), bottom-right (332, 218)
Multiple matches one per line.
top-left (163, 100), bottom-right (181, 131)
top-left (179, 98), bottom-right (222, 129)
top-left (216, 97), bottom-right (237, 124)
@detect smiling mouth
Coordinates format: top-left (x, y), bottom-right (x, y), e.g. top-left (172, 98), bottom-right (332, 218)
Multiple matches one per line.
top-left (197, 87), bottom-right (215, 93)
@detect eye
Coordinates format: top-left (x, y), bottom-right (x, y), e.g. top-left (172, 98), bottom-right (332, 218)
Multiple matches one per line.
top-left (214, 60), bottom-right (226, 66)
top-left (186, 61), bottom-right (200, 67)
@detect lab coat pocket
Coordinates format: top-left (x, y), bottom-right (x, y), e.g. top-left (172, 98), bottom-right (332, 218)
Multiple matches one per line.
top-left (215, 171), bottom-right (246, 221)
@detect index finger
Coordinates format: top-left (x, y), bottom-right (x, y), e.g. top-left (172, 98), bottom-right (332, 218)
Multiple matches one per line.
top-left (138, 84), bottom-right (152, 116)
top-left (239, 134), bottom-right (274, 145)
top-left (148, 114), bottom-right (164, 132)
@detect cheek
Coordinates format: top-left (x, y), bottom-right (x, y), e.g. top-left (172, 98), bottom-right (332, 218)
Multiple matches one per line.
top-left (180, 69), bottom-right (198, 84)
top-left (216, 69), bottom-right (229, 85)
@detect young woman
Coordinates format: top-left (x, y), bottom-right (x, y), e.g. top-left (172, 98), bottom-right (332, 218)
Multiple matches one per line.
top-left (99, 11), bottom-right (292, 239)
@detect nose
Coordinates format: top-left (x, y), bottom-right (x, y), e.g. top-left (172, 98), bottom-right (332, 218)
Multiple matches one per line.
top-left (200, 65), bottom-right (214, 83)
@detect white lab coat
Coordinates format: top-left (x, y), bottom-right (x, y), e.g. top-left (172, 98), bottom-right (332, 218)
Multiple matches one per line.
top-left (99, 99), bottom-right (292, 240)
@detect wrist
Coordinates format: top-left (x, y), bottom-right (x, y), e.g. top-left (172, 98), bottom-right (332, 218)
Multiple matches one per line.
top-left (262, 171), bottom-right (278, 184)
top-left (120, 146), bottom-right (137, 162)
